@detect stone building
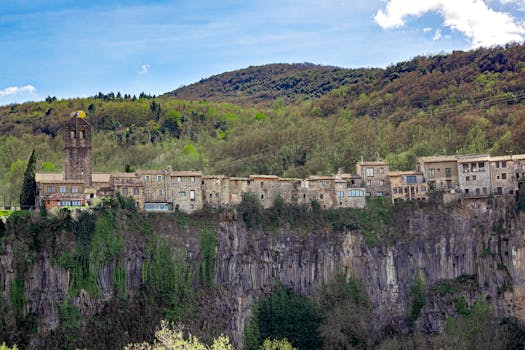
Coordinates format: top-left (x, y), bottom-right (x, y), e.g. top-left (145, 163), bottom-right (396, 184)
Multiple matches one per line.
top-left (355, 161), bottom-right (390, 197)
top-left (112, 172), bottom-right (144, 209)
top-left (418, 156), bottom-right (459, 191)
top-left (489, 156), bottom-right (516, 195)
top-left (202, 175), bottom-right (230, 208)
top-left (389, 171), bottom-right (427, 203)
top-left (456, 155), bottom-right (491, 196)
top-left (64, 111), bottom-right (92, 186)
top-left (171, 171), bottom-right (203, 212)
top-left (36, 112), bottom-right (112, 208)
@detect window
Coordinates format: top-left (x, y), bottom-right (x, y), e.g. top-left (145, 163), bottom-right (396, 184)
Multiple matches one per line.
top-left (502, 161), bottom-right (507, 168)
top-left (190, 190), bottom-right (195, 200)
top-left (337, 191), bottom-right (344, 198)
top-left (190, 204), bottom-right (194, 209)
top-left (47, 186), bottom-right (54, 193)
top-left (190, 176), bottom-right (195, 183)
top-left (79, 130), bottom-right (84, 139)
top-left (60, 186), bottom-right (67, 193)
top-left (145, 175), bottom-right (150, 181)
top-left (446, 180), bottom-right (452, 189)
top-left (261, 194), bottom-right (264, 199)
top-left (177, 176), bottom-right (181, 182)
top-left (497, 187), bottom-right (503, 195)
top-left (366, 168), bottom-right (374, 177)
top-left (445, 168), bottom-right (452, 177)
top-left (429, 181), bottom-right (435, 190)
top-left (466, 176), bottom-right (470, 181)
top-left (379, 167), bottom-right (384, 175)
top-left (320, 194), bottom-right (324, 199)
top-left (380, 180), bottom-right (385, 186)
top-left (70, 130), bottom-right (75, 139)
top-left (406, 176), bottom-right (416, 184)
top-left (376, 192), bottom-right (383, 197)
top-left (72, 187), bottom-right (79, 193)
top-left (261, 182), bottom-right (264, 187)
top-left (366, 192), bottom-right (371, 197)
top-left (122, 187), bottom-right (128, 195)
top-left (429, 169), bottom-right (435, 178)
top-left (483, 187), bottom-right (487, 194)
top-left (72, 201), bottom-right (81, 206)
top-left (158, 189), bottom-right (163, 196)
top-left (496, 162), bottom-right (500, 168)
top-left (179, 191), bottom-right (186, 197)
top-left (210, 193), bottom-right (213, 198)
top-left (133, 188), bottom-right (139, 195)
top-left (476, 188), bottom-right (480, 195)
top-left (472, 175), bottom-right (476, 181)
top-left (478, 162), bottom-right (485, 171)
top-left (502, 173), bottom-right (507, 180)
top-left (157, 175), bottom-right (162, 182)
top-left (366, 180), bottom-right (371, 186)
top-left (422, 186), bottom-right (426, 192)
top-left (144, 203), bottom-right (169, 211)
top-left (463, 164), bottom-right (469, 172)
top-left (145, 189), bottom-right (149, 195)
top-left (319, 181), bottom-right (324, 187)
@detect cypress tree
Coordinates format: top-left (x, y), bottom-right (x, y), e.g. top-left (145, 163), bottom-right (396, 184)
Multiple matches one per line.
top-left (20, 150), bottom-right (36, 210)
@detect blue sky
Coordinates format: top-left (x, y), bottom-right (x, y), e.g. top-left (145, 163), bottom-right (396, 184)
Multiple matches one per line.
top-left (1, 0), bottom-right (524, 105)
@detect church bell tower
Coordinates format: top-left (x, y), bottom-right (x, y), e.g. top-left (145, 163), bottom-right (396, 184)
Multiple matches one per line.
top-left (64, 111), bottom-right (92, 186)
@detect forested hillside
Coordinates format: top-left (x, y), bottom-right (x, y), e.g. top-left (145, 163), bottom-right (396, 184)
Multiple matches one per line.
top-left (2, 44), bottom-right (525, 206)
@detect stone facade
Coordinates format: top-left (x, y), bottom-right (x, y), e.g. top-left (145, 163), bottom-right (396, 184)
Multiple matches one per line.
top-left (356, 161), bottom-right (390, 198)
top-left (64, 112), bottom-right (92, 186)
top-left (457, 155), bottom-right (491, 197)
top-left (389, 171), bottom-right (427, 203)
top-left (490, 156), bottom-right (516, 195)
top-left (418, 156), bottom-right (459, 191)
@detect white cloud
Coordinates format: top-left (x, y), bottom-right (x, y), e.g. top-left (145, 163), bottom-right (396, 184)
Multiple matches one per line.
top-left (139, 64), bottom-right (150, 74)
top-left (0, 84), bottom-right (36, 98)
top-left (423, 27), bottom-right (432, 32)
top-left (433, 28), bottom-right (442, 41)
top-left (374, 0), bottom-right (525, 47)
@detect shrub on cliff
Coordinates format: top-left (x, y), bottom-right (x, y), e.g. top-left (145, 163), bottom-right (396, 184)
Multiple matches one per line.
top-left (318, 273), bottom-right (371, 350)
top-left (244, 284), bottom-right (322, 350)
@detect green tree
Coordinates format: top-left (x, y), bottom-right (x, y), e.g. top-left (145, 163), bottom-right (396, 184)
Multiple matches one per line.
top-left (19, 150), bottom-right (36, 210)
top-left (318, 273), bottom-right (371, 350)
top-left (125, 320), bottom-right (233, 350)
top-left (259, 338), bottom-right (297, 350)
top-left (245, 284), bottom-right (322, 350)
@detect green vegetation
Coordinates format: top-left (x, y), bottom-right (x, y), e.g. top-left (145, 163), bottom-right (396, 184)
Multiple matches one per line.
top-left (318, 273), bottom-right (371, 350)
top-left (142, 237), bottom-right (193, 322)
top-left (407, 271), bottom-right (427, 325)
top-left (125, 320), bottom-right (233, 350)
top-left (19, 150), bottom-right (36, 210)
top-left (0, 343), bottom-right (19, 350)
top-left (8, 275), bottom-right (25, 319)
top-left (237, 195), bottom-right (392, 245)
top-left (245, 274), bottom-right (372, 350)
top-left (244, 284), bottom-right (322, 350)
top-left (198, 228), bottom-right (217, 289)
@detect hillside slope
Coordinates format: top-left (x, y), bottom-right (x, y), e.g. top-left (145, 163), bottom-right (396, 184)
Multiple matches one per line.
top-left (163, 63), bottom-right (380, 106)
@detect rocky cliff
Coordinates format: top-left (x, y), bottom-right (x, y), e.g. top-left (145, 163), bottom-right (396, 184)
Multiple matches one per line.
top-left (1, 197), bottom-right (524, 348)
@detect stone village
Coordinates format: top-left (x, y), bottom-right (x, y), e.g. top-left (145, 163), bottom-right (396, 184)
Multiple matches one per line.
top-left (35, 112), bottom-right (525, 213)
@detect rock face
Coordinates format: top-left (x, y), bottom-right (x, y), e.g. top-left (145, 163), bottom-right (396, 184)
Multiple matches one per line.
top-left (1, 197), bottom-right (525, 347)
top-left (211, 198), bottom-right (525, 345)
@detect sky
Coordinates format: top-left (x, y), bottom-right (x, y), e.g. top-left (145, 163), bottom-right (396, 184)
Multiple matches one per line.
top-left (1, 0), bottom-right (524, 105)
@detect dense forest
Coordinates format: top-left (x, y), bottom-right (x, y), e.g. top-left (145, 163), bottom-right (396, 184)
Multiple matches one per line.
top-left (2, 43), bottom-right (525, 206)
